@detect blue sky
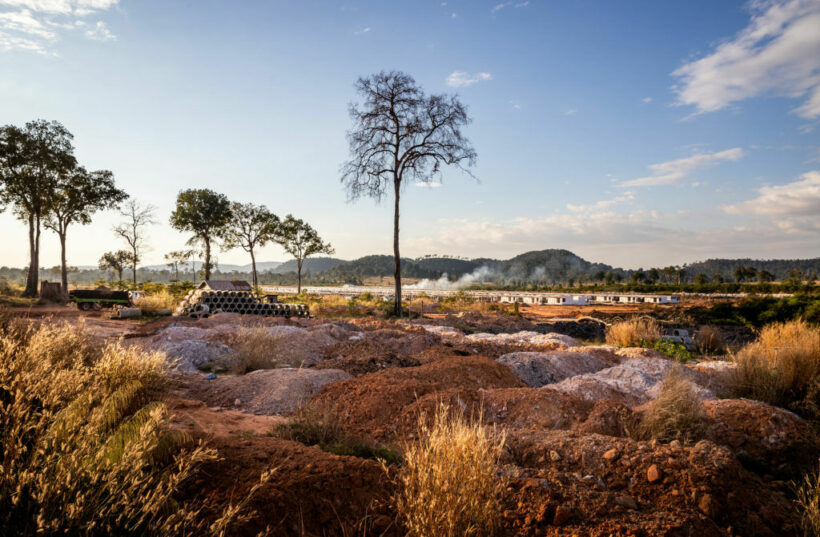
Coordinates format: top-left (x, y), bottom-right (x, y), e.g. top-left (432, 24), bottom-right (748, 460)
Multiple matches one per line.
top-left (1, 0), bottom-right (819, 270)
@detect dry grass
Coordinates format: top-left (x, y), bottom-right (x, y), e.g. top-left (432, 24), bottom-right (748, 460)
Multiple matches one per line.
top-left (730, 320), bottom-right (820, 416)
top-left (396, 403), bottom-right (505, 537)
top-left (695, 325), bottom-right (727, 355)
top-left (636, 366), bottom-right (708, 444)
top-left (797, 461), bottom-right (820, 537)
top-left (0, 320), bottom-right (266, 536)
top-left (231, 326), bottom-right (302, 373)
top-left (133, 289), bottom-right (177, 313)
top-left (276, 398), bottom-right (343, 446)
top-left (606, 318), bottom-right (661, 347)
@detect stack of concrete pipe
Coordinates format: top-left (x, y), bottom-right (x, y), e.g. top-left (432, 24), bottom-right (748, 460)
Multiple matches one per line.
top-left (175, 289), bottom-right (309, 319)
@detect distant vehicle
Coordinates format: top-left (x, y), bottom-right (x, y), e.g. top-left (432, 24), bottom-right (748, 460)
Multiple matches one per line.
top-left (68, 289), bottom-right (131, 311)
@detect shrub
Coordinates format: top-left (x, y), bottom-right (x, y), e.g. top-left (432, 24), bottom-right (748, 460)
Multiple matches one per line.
top-left (396, 403), bottom-right (505, 537)
top-left (730, 320), bottom-right (820, 417)
top-left (0, 321), bottom-right (216, 536)
top-left (133, 288), bottom-right (177, 314)
top-left (796, 461), bottom-right (820, 537)
top-left (231, 326), bottom-right (300, 373)
top-left (642, 338), bottom-right (694, 363)
top-left (636, 366), bottom-right (708, 444)
top-left (695, 325), bottom-right (727, 355)
top-left (606, 318), bottom-right (661, 347)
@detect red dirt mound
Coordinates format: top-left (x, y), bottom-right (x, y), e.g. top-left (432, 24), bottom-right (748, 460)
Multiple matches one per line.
top-left (502, 430), bottom-right (801, 537)
top-left (313, 355), bottom-right (524, 440)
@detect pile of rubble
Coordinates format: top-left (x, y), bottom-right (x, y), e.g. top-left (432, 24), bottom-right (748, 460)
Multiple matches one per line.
top-left (175, 289), bottom-right (309, 318)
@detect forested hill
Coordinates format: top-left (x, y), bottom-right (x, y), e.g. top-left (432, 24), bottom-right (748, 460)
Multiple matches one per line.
top-left (684, 258), bottom-right (820, 279)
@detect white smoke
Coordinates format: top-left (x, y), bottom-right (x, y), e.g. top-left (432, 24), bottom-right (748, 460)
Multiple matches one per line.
top-left (405, 266), bottom-right (496, 290)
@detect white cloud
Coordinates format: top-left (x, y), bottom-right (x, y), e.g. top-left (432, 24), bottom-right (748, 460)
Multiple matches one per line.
top-left (451, 12), bottom-right (457, 18)
top-left (510, 100), bottom-right (521, 110)
top-left (566, 192), bottom-right (634, 212)
top-left (415, 181), bottom-right (442, 188)
top-left (564, 108), bottom-right (577, 115)
top-left (446, 71), bottom-right (492, 88)
top-left (83, 18), bottom-right (110, 40)
top-left (492, 1), bottom-right (529, 13)
top-left (642, 97), bottom-right (653, 103)
top-left (723, 170), bottom-right (820, 231)
top-left (621, 148), bottom-right (744, 187)
top-left (0, 0), bottom-right (117, 52)
top-left (354, 27), bottom-right (370, 35)
top-left (673, 0), bottom-right (820, 120)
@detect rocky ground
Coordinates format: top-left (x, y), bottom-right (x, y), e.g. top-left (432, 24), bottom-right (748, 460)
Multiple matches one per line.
top-left (96, 311), bottom-right (819, 536)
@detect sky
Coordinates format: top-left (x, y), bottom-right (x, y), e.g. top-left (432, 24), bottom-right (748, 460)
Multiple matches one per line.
top-left (0, 0), bottom-right (819, 270)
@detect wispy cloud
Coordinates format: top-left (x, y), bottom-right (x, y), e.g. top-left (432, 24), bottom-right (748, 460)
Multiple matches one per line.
top-left (564, 108), bottom-right (577, 115)
top-left (566, 192), bottom-right (634, 212)
top-left (415, 181), bottom-right (442, 188)
top-left (446, 71), bottom-right (492, 88)
top-left (492, 1), bottom-right (530, 13)
top-left (621, 148), bottom-right (744, 187)
top-left (642, 97), bottom-right (653, 103)
top-left (0, 0), bottom-right (118, 53)
top-left (354, 26), bottom-right (370, 35)
top-left (673, 0), bottom-right (820, 120)
top-left (724, 170), bottom-right (820, 231)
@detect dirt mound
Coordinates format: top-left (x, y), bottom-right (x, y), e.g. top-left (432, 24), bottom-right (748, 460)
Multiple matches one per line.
top-left (153, 339), bottom-right (239, 373)
top-left (174, 368), bottom-right (352, 415)
top-left (502, 430), bottom-right (801, 537)
top-left (498, 350), bottom-right (619, 387)
top-left (704, 398), bottom-right (819, 476)
top-left (315, 328), bottom-right (441, 375)
top-left (314, 355), bottom-right (524, 440)
top-left (433, 311), bottom-right (538, 333)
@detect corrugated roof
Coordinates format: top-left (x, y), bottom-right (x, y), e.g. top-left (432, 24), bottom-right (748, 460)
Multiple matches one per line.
top-left (198, 280), bottom-right (253, 291)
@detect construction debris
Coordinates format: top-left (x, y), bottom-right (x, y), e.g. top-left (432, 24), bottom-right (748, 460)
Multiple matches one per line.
top-left (175, 283), bottom-right (309, 319)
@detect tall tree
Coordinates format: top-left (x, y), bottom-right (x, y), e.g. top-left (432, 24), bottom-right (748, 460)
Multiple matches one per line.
top-left (341, 71), bottom-right (476, 315)
top-left (45, 167), bottom-right (128, 295)
top-left (164, 250), bottom-right (193, 281)
top-left (274, 215), bottom-right (334, 294)
top-left (114, 200), bottom-right (156, 288)
top-left (220, 202), bottom-right (280, 288)
top-left (98, 250), bottom-right (133, 282)
top-left (0, 120), bottom-right (76, 297)
top-left (169, 189), bottom-right (232, 281)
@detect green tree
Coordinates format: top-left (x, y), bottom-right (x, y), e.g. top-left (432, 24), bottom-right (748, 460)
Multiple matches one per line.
top-left (45, 167), bottom-right (127, 295)
top-left (98, 250), bottom-right (133, 282)
top-left (341, 71), bottom-right (476, 316)
top-left (647, 268), bottom-right (660, 284)
top-left (114, 200), bottom-right (156, 288)
top-left (694, 272), bottom-right (708, 286)
top-left (0, 120), bottom-right (76, 297)
top-left (712, 273), bottom-right (725, 284)
top-left (274, 215), bottom-right (334, 294)
top-left (757, 269), bottom-right (775, 283)
top-left (169, 189), bottom-right (232, 281)
top-left (630, 270), bottom-right (646, 285)
top-left (220, 202), bottom-right (280, 288)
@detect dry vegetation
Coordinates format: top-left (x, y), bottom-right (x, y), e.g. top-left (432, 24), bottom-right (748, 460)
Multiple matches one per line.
top-left (695, 325), bottom-right (727, 355)
top-left (133, 289), bottom-right (178, 314)
top-left (606, 317), bottom-right (661, 347)
top-left (797, 461), bottom-right (820, 537)
top-left (232, 326), bottom-right (301, 372)
top-left (730, 320), bottom-right (820, 417)
top-left (396, 403), bottom-right (505, 537)
top-left (0, 316), bottom-right (265, 536)
top-left (636, 366), bottom-right (708, 444)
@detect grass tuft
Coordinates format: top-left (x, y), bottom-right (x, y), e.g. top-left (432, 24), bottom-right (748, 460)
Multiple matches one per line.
top-left (796, 460), bottom-right (820, 537)
top-left (396, 403), bottom-right (505, 537)
top-left (606, 318), bottom-right (661, 347)
top-left (636, 366), bottom-right (708, 444)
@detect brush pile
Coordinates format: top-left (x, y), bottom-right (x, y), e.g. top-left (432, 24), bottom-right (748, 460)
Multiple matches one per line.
top-left (175, 289), bottom-right (309, 318)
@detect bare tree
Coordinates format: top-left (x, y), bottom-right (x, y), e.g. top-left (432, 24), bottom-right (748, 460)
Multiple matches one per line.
top-left (99, 250), bottom-right (133, 283)
top-left (164, 249), bottom-right (193, 281)
top-left (220, 202), bottom-right (280, 288)
top-left (113, 200), bottom-right (156, 288)
top-left (341, 71), bottom-right (476, 315)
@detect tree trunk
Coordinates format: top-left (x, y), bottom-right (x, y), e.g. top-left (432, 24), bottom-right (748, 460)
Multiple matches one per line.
top-left (393, 182), bottom-right (401, 317)
top-left (23, 213), bottom-right (38, 297)
top-left (131, 246), bottom-right (138, 288)
top-left (117, 268), bottom-right (123, 282)
top-left (204, 238), bottom-right (211, 280)
top-left (59, 229), bottom-right (68, 298)
top-left (174, 265), bottom-right (179, 281)
top-left (297, 258), bottom-right (303, 295)
top-left (250, 249), bottom-right (258, 288)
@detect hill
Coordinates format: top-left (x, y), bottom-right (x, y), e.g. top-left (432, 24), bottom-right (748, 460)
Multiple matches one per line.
top-left (266, 257), bottom-right (347, 274)
top-left (684, 258), bottom-right (820, 280)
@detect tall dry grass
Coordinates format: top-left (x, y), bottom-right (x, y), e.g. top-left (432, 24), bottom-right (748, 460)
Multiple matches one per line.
top-left (606, 318), bottom-right (661, 347)
top-left (695, 325), bottom-right (727, 355)
top-left (797, 461), bottom-right (820, 537)
top-left (133, 289), bottom-right (177, 314)
top-left (0, 320), bottom-right (263, 536)
top-left (637, 366), bottom-right (708, 444)
top-left (396, 403), bottom-right (505, 537)
top-left (730, 320), bottom-right (820, 416)
top-left (231, 326), bottom-right (301, 373)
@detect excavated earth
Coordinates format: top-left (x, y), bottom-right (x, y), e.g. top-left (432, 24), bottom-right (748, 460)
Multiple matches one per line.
top-left (119, 312), bottom-right (818, 536)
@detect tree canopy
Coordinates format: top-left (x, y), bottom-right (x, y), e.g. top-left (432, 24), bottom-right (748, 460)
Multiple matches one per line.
top-left (220, 202), bottom-right (280, 287)
top-left (169, 189), bottom-right (232, 281)
top-left (274, 215), bottom-right (333, 293)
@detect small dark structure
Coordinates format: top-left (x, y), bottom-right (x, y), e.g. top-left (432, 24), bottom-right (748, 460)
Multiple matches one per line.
top-left (198, 280), bottom-right (253, 292)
